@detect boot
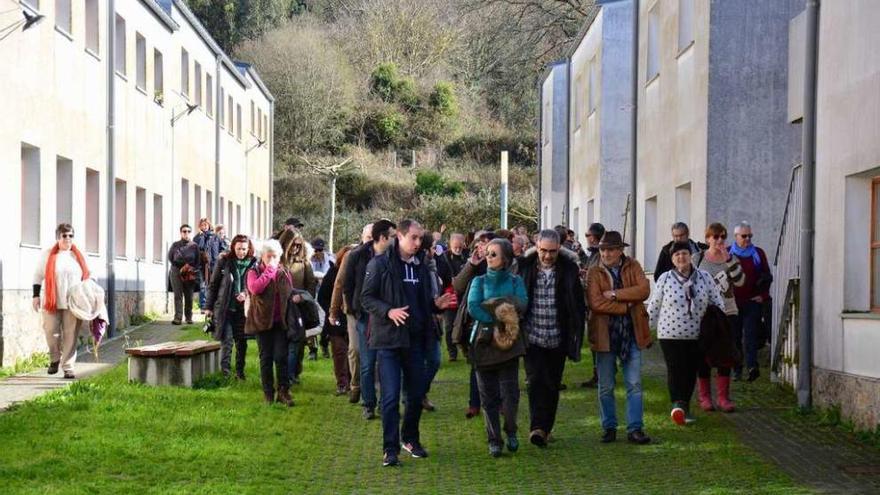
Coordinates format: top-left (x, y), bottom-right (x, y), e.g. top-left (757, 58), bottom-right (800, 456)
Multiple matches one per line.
top-left (263, 389), bottom-right (275, 404)
top-left (276, 387), bottom-right (294, 407)
top-left (716, 376), bottom-right (736, 412)
top-left (698, 377), bottom-right (715, 412)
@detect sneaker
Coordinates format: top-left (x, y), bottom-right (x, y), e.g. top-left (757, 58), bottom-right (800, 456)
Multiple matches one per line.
top-left (506, 433), bottom-right (519, 452)
top-left (747, 367), bottom-right (760, 382)
top-left (349, 388), bottom-right (361, 404)
top-left (685, 414), bottom-right (697, 425)
top-left (671, 406), bottom-right (687, 426)
top-left (422, 397), bottom-right (436, 412)
top-left (47, 361), bottom-right (60, 375)
top-left (529, 429), bottom-right (547, 448)
top-left (581, 376), bottom-right (599, 389)
top-left (489, 444), bottom-right (503, 458)
top-left (363, 407), bottom-right (376, 420)
top-left (63, 371), bottom-right (75, 380)
top-left (171, 320), bottom-right (182, 326)
top-left (382, 452), bottom-right (400, 467)
top-left (402, 442), bottom-right (428, 458)
top-left (601, 429), bottom-right (617, 443)
top-left (185, 320), bottom-right (194, 325)
top-left (627, 429), bottom-right (652, 445)
top-left (465, 406), bottom-right (480, 419)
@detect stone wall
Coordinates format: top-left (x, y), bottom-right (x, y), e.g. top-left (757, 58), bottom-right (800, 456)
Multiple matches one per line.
top-left (813, 367), bottom-right (880, 431)
top-left (0, 289), bottom-right (171, 368)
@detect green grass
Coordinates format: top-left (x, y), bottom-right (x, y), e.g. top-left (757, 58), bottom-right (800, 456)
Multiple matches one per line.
top-left (0, 329), bottom-right (810, 494)
top-left (0, 352), bottom-right (49, 380)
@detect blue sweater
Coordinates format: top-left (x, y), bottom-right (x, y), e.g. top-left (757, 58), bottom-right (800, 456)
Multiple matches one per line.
top-left (467, 268), bottom-right (528, 323)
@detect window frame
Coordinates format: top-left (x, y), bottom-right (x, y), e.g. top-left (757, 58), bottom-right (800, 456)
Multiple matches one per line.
top-left (871, 177), bottom-right (880, 313)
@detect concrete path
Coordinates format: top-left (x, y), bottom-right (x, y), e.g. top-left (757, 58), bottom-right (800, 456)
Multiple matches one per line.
top-left (0, 318), bottom-right (191, 411)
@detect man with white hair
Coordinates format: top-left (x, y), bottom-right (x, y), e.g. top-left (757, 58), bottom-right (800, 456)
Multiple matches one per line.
top-left (729, 221), bottom-right (772, 382)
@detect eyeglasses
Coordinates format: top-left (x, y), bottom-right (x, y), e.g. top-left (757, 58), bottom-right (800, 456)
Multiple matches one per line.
top-left (486, 251), bottom-right (499, 258)
top-left (712, 234), bottom-right (727, 240)
top-left (738, 234), bottom-right (753, 239)
top-left (60, 233), bottom-right (75, 239)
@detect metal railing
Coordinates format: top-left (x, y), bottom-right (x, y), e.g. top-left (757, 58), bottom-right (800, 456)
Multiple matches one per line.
top-left (771, 164), bottom-right (803, 386)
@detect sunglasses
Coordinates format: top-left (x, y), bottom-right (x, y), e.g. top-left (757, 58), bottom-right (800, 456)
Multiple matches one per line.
top-left (60, 233), bottom-right (75, 239)
top-left (712, 234), bottom-right (727, 240)
top-left (486, 251), bottom-right (500, 258)
top-left (738, 234), bottom-right (753, 239)
top-left (181, 230), bottom-right (192, 233)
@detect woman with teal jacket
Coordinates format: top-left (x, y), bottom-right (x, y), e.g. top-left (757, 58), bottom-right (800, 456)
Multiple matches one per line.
top-left (467, 238), bottom-right (528, 457)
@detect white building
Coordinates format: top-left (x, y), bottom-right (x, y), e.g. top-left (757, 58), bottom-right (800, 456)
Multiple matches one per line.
top-left (539, 61), bottom-right (569, 229)
top-left (567, 0), bottom-right (634, 240)
top-left (0, 0), bottom-right (273, 367)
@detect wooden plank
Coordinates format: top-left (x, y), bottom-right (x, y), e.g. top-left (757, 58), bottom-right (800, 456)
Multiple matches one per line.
top-left (126, 340), bottom-right (220, 357)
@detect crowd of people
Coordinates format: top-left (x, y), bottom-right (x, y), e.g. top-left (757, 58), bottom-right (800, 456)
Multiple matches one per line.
top-left (31, 213), bottom-right (774, 467)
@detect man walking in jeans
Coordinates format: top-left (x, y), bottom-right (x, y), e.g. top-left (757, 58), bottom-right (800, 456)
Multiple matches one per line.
top-left (342, 219), bottom-right (397, 420)
top-left (518, 229), bottom-right (586, 447)
top-left (361, 219), bottom-right (453, 467)
top-left (730, 221), bottom-right (772, 382)
top-left (586, 231), bottom-right (652, 445)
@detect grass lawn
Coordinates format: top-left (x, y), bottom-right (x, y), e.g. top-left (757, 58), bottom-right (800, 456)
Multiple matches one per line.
top-left (0, 326), bottom-right (810, 494)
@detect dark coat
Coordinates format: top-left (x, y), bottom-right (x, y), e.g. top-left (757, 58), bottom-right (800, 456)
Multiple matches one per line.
top-left (286, 290), bottom-right (320, 342)
top-left (654, 239), bottom-right (708, 282)
top-left (699, 305), bottom-right (742, 368)
top-left (343, 240), bottom-right (377, 319)
top-left (518, 251), bottom-right (587, 362)
top-left (444, 251), bottom-right (468, 278)
top-left (244, 263), bottom-right (294, 335)
top-left (205, 254), bottom-right (256, 340)
top-left (317, 261), bottom-right (348, 337)
top-left (360, 240), bottom-right (440, 350)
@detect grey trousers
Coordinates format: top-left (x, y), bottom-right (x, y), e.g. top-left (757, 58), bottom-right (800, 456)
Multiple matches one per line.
top-left (346, 314), bottom-right (360, 391)
top-left (476, 359), bottom-right (520, 446)
top-left (169, 267), bottom-right (195, 322)
top-left (42, 309), bottom-right (80, 372)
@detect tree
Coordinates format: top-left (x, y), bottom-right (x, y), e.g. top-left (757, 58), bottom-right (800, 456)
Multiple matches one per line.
top-left (236, 17), bottom-right (357, 156)
top-left (186, 0), bottom-right (295, 52)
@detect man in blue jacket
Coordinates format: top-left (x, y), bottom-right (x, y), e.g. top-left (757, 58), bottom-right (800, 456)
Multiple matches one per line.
top-left (361, 219), bottom-right (453, 467)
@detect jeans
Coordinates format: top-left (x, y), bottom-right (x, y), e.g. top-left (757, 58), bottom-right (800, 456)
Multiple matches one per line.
top-left (287, 340), bottom-right (303, 384)
top-left (596, 343), bottom-right (644, 433)
top-left (378, 339), bottom-right (427, 454)
top-left (475, 360), bottom-right (520, 446)
top-left (257, 323), bottom-right (288, 394)
top-left (357, 315), bottom-right (378, 408)
top-left (524, 346), bottom-right (566, 434)
top-left (659, 339), bottom-right (702, 408)
top-left (424, 336), bottom-right (441, 395)
top-left (220, 310), bottom-right (247, 376)
top-left (733, 301), bottom-right (762, 369)
top-left (469, 367), bottom-right (481, 409)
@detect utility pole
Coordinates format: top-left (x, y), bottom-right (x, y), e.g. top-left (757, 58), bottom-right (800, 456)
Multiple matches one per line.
top-left (500, 151), bottom-right (509, 229)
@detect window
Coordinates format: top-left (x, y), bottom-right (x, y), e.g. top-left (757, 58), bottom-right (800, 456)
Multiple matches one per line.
top-left (588, 57), bottom-right (598, 114)
top-left (263, 115), bottom-right (268, 141)
top-left (227, 200), bottom-right (233, 234)
top-left (647, 6), bottom-right (660, 81)
top-left (250, 101), bottom-right (255, 135)
top-left (206, 73), bottom-right (213, 116)
top-left (236, 104), bottom-right (242, 141)
top-left (249, 193), bottom-right (255, 237)
top-left (115, 15), bottom-right (126, 75)
top-left (181, 179), bottom-right (189, 225)
top-left (115, 179), bottom-right (127, 257)
top-left (218, 195), bottom-right (225, 223)
top-left (206, 190), bottom-right (213, 221)
top-left (219, 87), bottom-right (225, 128)
top-left (21, 143), bottom-right (41, 245)
top-left (236, 205), bottom-right (242, 238)
top-left (572, 75), bottom-right (582, 130)
top-left (675, 182), bottom-right (692, 226)
top-left (258, 108), bottom-right (263, 139)
top-left (136, 187), bottom-right (146, 259)
top-left (55, 0), bottom-right (71, 34)
top-left (85, 0), bottom-right (99, 53)
top-left (264, 199), bottom-right (268, 237)
top-left (194, 62), bottom-right (202, 107)
top-left (135, 33), bottom-right (146, 90)
top-left (153, 49), bottom-right (164, 103)
top-left (86, 168), bottom-right (99, 252)
top-left (56, 156), bottom-right (73, 226)
top-left (153, 194), bottom-right (163, 262)
top-left (678, 0), bottom-right (695, 52)
top-left (572, 207), bottom-right (580, 238)
top-left (180, 48), bottom-right (189, 97)
top-left (587, 199), bottom-right (595, 225)
top-left (227, 95), bottom-right (234, 134)
top-left (644, 196), bottom-right (658, 271)
top-left (194, 184), bottom-right (202, 227)
top-left (872, 178), bottom-right (880, 312)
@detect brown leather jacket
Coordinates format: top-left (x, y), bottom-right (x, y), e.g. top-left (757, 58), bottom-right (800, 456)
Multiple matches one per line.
top-left (245, 264), bottom-right (294, 335)
top-left (586, 257), bottom-right (652, 352)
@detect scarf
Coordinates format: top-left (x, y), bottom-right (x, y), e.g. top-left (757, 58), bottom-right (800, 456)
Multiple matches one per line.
top-left (671, 268), bottom-right (698, 316)
top-left (233, 257), bottom-right (251, 294)
top-left (605, 263), bottom-right (634, 361)
top-left (44, 244), bottom-right (90, 313)
top-left (729, 243), bottom-right (761, 268)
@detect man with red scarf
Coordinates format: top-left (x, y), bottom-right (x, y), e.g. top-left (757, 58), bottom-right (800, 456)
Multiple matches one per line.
top-left (32, 223), bottom-right (90, 379)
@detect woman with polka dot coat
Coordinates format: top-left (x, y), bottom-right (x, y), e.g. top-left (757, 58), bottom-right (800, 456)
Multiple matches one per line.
top-left (647, 242), bottom-right (724, 426)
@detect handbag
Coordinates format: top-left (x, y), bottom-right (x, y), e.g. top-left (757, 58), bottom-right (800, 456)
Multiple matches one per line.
top-left (179, 263), bottom-right (197, 283)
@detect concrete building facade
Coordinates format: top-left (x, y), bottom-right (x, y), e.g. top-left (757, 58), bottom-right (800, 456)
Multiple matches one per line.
top-left (0, 0), bottom-right (273, 367)
top-left (567, 0), bottom-right (634, 240)
top-left (539, 61), bottom-right (569, 229)
top-left (635, 0), bottom-right (801, 271)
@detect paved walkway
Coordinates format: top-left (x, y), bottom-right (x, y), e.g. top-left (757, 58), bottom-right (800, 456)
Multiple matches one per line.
top-left (0, 318), bottom-right (187, 411)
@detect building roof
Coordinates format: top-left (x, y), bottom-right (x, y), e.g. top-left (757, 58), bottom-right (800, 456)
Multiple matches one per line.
top-left (141, 0), bottom-right (180, 31)
top-left (235, 62), bottom-right (276, 103)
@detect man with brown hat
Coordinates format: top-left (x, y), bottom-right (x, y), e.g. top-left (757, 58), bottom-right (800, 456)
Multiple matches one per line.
top-left (586, 231), bottom-right (652, 445)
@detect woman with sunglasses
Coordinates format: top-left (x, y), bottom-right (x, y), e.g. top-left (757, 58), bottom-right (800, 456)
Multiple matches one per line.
top-left (32, 223), bottom-right (91, 379)
top-left (647, 242), bottom-right (724, 426)
top-left (693, 223), bottom-right (745, 412)
top-left (279, 229), bottom-right (317, 385)
top-left (467, 238), bottom-right (528, 457)
top-left (168, 224), bottom-right (202, 325)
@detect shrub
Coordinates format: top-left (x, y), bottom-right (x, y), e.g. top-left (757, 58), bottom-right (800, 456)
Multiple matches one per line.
top-left (415, 170), bottom-right (464, 197)
top-left (429, 81), bottom-right (458, 118)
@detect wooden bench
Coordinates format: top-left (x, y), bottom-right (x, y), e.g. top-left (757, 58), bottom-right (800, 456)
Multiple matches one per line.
top-left (126, 340), bottom-right (221, 387)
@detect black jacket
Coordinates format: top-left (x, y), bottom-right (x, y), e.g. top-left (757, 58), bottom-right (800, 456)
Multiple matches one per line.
top-left (517, 251), bottom-right (587, 362)
top-left (654, 239), bottom-right (708, 282)
top-left (343, 240), bottom-right (378, 318)
top-left (361, 240), bottom-right (440, 350)
top-left (318, 261), bottom-right (347, 336)
top-left (205, 254), bottom-right (256, 340)
top-left (435, 253), bottom-right (454, 288)
top-left (444, 251), bottom-right (468, 278)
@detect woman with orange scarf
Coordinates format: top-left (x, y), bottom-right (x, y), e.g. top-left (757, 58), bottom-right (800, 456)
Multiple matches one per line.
top-left (32, 223), bottom-right (91, 379)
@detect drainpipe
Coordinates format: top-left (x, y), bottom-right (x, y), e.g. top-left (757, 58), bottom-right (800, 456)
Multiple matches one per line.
top-left (536, 77), bottom-right (543, 229)
top-left (798, 0), bottom-right (819, 409)
top-left (105, 0), bottom-right (117, 336)
top-left (269, 100), bottom-right (275, 233)
top-left (214, 55), bottom-right (221, 225)
top-left (564, 59), bottom-right (571, 229)
top-left (630, 0), bottom-right (639, 259)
